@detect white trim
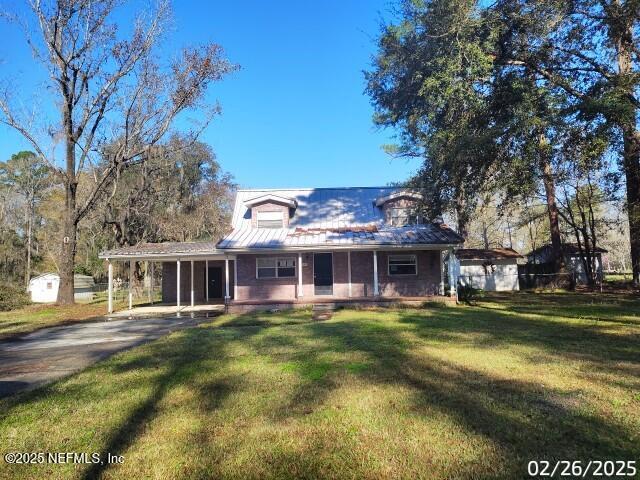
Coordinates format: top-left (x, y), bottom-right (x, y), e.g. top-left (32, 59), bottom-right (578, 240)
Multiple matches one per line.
top-left (374, 190), bottom-right (422, 207)
top-left (347, 250), bottom-right (352, 298)
top-left (387, 253), bottom-right (418, 276)
top-left (150, 261), bottom-right (154, 305)
top-left (244, 193), bottom-right (298, 208)
top-left (373, 250), bottom-right (379, 296)
top-left (312, 252), bottom-right (334, 296)
top-left (439, 250), bottom-right (445, 295)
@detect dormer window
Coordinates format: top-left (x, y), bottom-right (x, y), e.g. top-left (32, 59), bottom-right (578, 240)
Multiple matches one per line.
top-left (389, 208), bottom-right (420, 226)
top-left (257, 210), bottom-right (284, 228)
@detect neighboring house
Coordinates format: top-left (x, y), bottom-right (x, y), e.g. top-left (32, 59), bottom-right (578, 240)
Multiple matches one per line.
top-left (28, 273), bottom-right (95, 303)
top-left (455, 248), bottom-right (522, 292)
top-left (526, 243), bottom-right (608, 284)
top-left (99, 187), bottom-right (464, 311)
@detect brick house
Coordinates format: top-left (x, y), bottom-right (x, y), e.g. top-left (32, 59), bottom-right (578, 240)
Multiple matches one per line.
top-left (100, 187), bottom-right (464, 312)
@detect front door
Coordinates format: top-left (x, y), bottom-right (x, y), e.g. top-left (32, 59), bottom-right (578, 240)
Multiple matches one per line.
top-left (314, 253), bottom-right (333, 295)
top-left (208, 267), bottom-right (223, 298)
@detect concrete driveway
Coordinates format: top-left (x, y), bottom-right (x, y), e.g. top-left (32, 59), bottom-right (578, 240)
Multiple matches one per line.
top-left (0, 315), bottom-right (211, 398)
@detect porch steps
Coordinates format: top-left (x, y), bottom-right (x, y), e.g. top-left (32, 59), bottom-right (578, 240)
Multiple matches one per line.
top-left (312, 303), bottom-right (335, 320)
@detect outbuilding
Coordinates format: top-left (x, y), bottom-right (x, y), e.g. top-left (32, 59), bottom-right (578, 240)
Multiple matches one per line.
top-left (454, 248), bottom-right (523, 291)
top-left (28, 273), bottom-right (96, 303)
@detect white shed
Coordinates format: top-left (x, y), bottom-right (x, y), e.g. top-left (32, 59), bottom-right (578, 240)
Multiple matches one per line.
top-left (455, 248), bottom-right (523, 292)
top-left (28, 273), bottom-right (96, 303)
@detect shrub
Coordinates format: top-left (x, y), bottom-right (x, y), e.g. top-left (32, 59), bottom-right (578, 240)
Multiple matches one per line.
top-left (457, 284), bottom-right (485, 304)
top-left (0, 282), bottom-right (30, 311)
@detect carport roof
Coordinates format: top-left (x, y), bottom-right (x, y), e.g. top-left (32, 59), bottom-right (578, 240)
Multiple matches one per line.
top-left (99, 242), bottom-right (225, 259)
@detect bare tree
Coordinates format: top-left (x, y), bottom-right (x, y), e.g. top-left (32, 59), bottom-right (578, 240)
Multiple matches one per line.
top-left (0, 0), bottom-right (236, 303)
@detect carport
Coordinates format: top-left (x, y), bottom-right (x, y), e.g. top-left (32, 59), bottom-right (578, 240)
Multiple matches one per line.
top-left (99, 242), bottom-right (236, 315)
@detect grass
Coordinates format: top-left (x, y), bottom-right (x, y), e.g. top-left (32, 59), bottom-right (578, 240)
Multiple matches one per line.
top-left (1, 292), bottom-right (639, 479)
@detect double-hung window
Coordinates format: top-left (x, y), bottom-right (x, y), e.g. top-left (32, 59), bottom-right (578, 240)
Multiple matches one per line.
top-left (388, 254), bottom-right (417, 275)
top-left (389, 208), bottom-right (419, 226)
top-left (256, 257), bottom-right (296, 278)
top-left (257, 211), bottom-right (284, 228)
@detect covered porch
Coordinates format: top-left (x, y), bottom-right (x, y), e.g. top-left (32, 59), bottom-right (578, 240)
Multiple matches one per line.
top-left (98, 242), bottom-right (236, 315)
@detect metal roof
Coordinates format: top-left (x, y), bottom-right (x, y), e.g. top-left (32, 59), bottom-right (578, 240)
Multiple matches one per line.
top-left (455, 248), bottom-right (523, 261)
top-left (232, 187), bottom-right (400, 229)
top-left (218, 223), bottom-right (463, 250)
top-left (100, 242), bottom-right (224, 259)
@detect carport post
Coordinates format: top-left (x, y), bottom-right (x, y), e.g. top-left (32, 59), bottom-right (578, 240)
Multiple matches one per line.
top-left (298, 252), bottom-right (303, 298)
top-left (373, 250), bottom-right (379, 296)
top-left (439, 250), bottom-right (445, 295)
top-left (176, 259), bottom-right (181, 312)
top-left (190, 260), bottom-right (195, 307)
top-left (224, 257), bottom-right (230, 301)
top-left (149, 262), bottom-right (154, 305)
top-left (205, 260), bottom-right (209, 302)
top-left (128, 260), bottom-right (133, 311)
top-left (233, 258), bottom-right (237, 299)
top-left (347, 251), bottom-right (352, 298)
top-left (107, 260), bottom-right (113, 314)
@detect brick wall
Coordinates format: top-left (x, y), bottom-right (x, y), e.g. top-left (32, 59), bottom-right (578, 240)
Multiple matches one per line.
top-left (377, 250), bottom-right (441, 296)
top-left (233, 249), bottom-right (442, 301)
top-left (162, 260), bottom-right (235, 303)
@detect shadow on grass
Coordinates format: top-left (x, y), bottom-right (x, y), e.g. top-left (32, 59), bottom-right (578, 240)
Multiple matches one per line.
top-left (1, 297), bottom-right (638, 479)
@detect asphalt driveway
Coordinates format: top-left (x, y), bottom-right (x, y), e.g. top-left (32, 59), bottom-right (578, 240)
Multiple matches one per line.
top-left (0, 315), bottom-right (210, 398)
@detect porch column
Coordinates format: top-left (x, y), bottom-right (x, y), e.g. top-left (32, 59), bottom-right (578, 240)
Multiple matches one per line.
top-left (439, 250), bottom-right (445, 295)
top-left (205, 260), bottom-right (209, 302)
top-left (347, 251), bottom-right (352, 297)
top-left (233, 258), bottom-right (238, 299)
top-left (128, 260), bottom-right (133, 311)
top-left (298, 252), bottom-right (303, 298)
top-left (373, 250), bottom-right (379, 296)
top-left (150, 262), bottom-right (154, 305)
top-left (146, 261), bottom-right (151, 304)
top-left (176, 259), bottom-right (181, 311)
top-left (190, 260), bottom-right (195, 307)
top-left (448, 248), bottom-right (457, 298)
top-left (107, 260), bottom-right (113, 314)
top-left (224, 257), bottom-right (230, 301)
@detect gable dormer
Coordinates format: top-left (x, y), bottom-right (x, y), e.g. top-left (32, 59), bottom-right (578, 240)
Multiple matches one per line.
top-left (244, 194), bottom-right (298, 228)
top-left (374, 190), bottom-right (423, 226)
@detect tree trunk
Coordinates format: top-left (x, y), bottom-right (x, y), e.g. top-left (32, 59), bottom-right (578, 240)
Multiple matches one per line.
top-left (613, 8), bottom-right (640, 286)
top-left (621, 127), bottom-right (640, 285)
top-left (57, 138), bottom-right (78, 305)
top-left (540, 147), bottom-right (564, 272)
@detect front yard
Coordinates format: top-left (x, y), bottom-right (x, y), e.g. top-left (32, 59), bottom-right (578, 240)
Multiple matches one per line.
top-left (1, 293), bottom-right (639, 479)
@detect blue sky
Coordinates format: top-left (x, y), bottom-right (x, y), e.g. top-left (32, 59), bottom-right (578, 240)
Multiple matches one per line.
top-left (0, 0), bottom-right (421, 189)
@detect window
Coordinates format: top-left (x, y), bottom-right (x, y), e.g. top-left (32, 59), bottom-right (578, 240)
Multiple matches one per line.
top-left (256, 257), bottom-right (297, 278)
top-left (257, 210), bottom-right (284, 228)
top-left (46, 281), bottom-right (53, 289)
top-left (389, 208), bottom-right (419, 226)
top-left (388, 254), bottom-right (417, 275)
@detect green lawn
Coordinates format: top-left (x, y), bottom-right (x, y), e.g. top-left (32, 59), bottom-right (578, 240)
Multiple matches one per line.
top-left (1, 293), bottom-right (639, 479)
